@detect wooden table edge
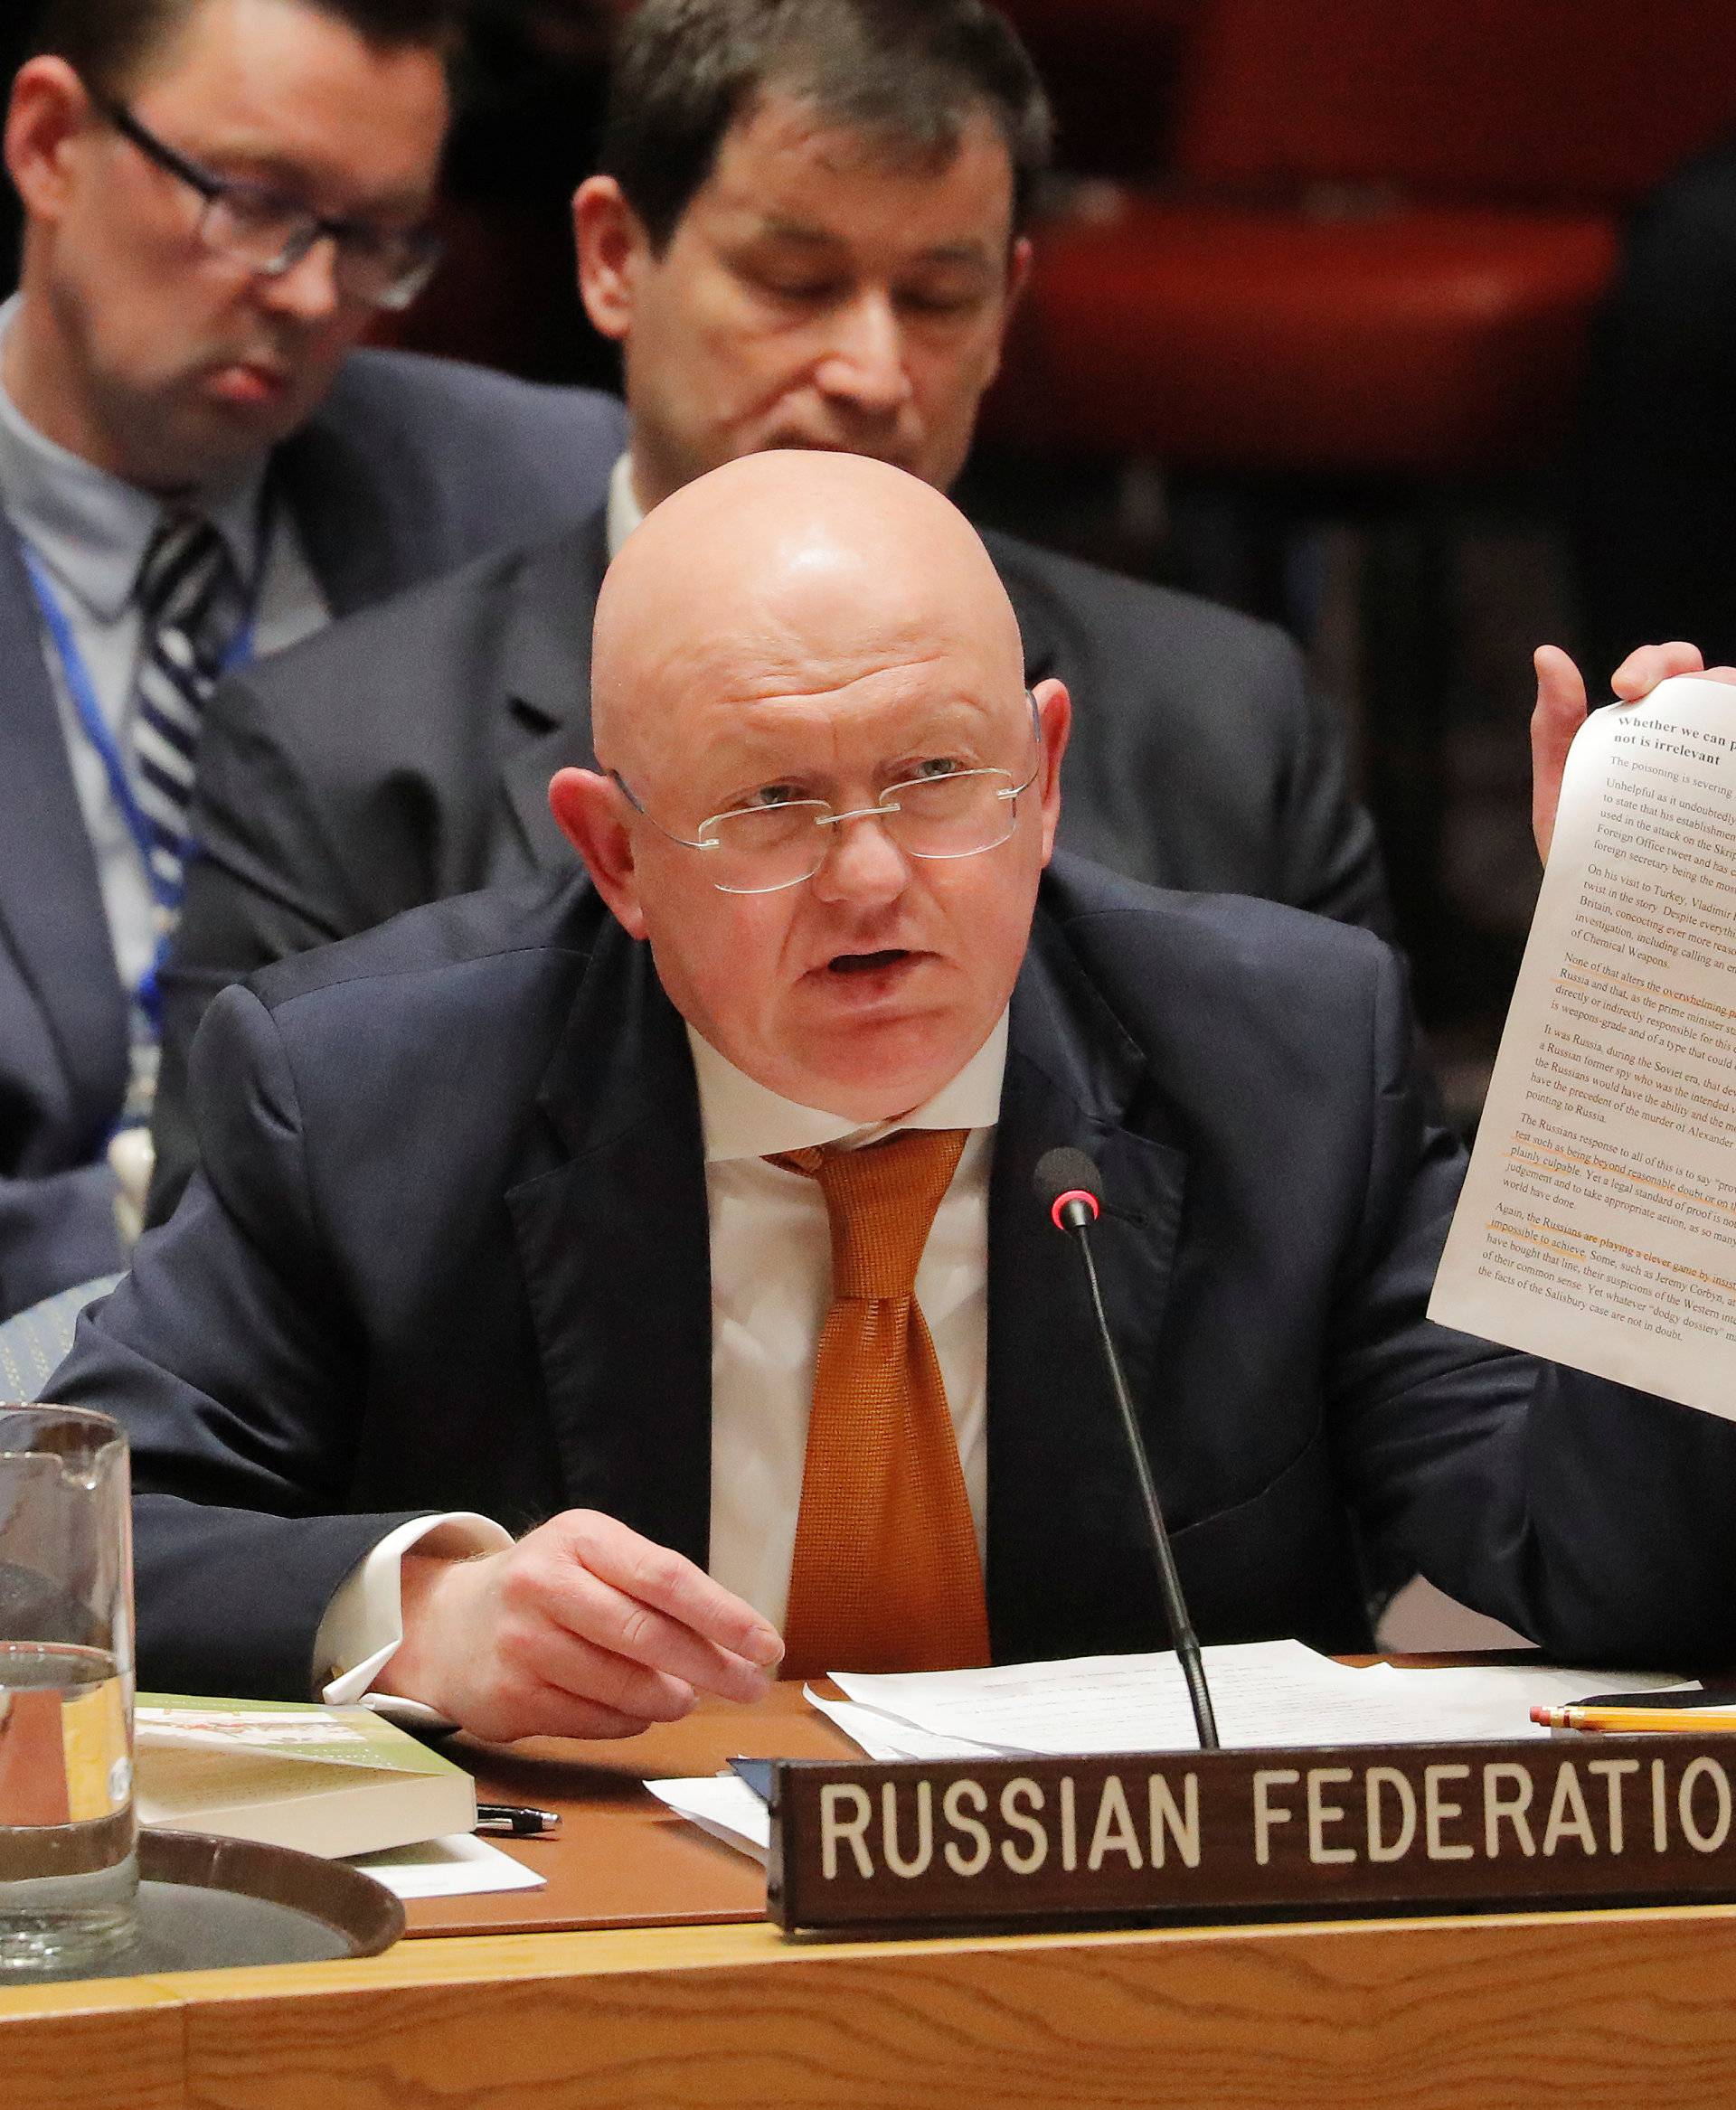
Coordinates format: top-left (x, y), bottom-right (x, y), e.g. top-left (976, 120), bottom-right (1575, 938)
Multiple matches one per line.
top-left (11, 1889), bottom-right (1736, 2018)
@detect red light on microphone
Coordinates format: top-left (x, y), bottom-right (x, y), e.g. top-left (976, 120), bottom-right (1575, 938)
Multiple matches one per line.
top-left (1050, 1188), bottom-right (1100, 1231)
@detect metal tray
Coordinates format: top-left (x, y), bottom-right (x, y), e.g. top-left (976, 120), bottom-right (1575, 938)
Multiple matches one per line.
top-left (18, 1827), bottom-right (405, 1982)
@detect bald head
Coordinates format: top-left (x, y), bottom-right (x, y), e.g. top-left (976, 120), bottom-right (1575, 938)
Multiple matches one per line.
top-left (552, 447), bottom-right (1067, 1121)
top-left (590, 451), bottom-right (1024, 780)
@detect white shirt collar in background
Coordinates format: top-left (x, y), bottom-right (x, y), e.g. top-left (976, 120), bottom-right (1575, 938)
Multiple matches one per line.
top-left (605, 449), bottom-right (645, 560)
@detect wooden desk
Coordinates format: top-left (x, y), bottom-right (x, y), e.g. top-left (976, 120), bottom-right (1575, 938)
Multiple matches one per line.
top-left (407, 1680), bottom-right (857, 1936)
top-left (10, 1685), bottom-right (1736, 2110)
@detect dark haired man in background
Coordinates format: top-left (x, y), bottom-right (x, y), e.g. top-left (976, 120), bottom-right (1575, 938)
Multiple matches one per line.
top-left (146, 0), bottom-right (1389, 1219)
top-left (0, 0), bottom-right (626, 1315)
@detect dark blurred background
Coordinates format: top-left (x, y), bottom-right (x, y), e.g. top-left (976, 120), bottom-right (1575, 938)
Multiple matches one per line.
top-left (10, 1), bottom-right (1736, 1125)
top-left (1, 11), bottom-right (30, 286)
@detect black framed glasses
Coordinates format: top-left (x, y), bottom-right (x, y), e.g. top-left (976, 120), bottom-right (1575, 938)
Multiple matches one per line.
top-left (99, 97), bottom-right (442, 313)
top-left (613, 692), bottom-right (1047, 895)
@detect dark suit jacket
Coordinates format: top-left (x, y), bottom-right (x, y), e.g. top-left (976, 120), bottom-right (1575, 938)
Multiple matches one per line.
top-left (0, 349), bottom-right (626, 1316)
top-left (50, 858), bottom-right (1736, 1699)
top-left (147, 510), bottom-right (1388, 1219)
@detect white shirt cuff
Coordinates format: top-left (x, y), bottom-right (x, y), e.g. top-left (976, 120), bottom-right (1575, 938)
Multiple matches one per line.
top-left (316, 1512), bottom-right (512, 1704)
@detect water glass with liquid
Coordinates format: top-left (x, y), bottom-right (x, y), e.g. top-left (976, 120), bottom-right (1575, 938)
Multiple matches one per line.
top-left (0, 1407), bottom-right (137, 1975)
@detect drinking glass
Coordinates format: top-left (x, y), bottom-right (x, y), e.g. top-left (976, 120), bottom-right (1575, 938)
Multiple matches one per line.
top-left (0, 1407), bottom-right (137, 1974)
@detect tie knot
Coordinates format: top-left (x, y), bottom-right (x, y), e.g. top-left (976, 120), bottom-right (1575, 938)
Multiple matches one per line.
top-left (137, 513), bottom-right (240, 639)
top-left (775, 1128), bottom-right (968, 1300)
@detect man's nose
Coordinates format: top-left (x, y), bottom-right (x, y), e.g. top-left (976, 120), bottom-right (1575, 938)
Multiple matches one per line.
top-left (808, 806), bottom-right (910, 904)
top-left (257, 234), bottom-right (344, 324)
top-left (814, 293), bottom-right (914, 416)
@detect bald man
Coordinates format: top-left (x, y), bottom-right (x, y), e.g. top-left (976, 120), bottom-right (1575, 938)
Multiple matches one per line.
top-left (49, 454), bottom-right (1736, 1721)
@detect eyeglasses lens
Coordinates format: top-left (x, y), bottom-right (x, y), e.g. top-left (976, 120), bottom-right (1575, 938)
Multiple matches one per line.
top-left (198, 193), bottom-right (438, 310)
top-left (703, 774), bottom-right (1017, 894)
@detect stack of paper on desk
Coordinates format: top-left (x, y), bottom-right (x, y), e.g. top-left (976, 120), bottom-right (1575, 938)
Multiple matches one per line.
top-left (647, 1643), bottom-right (1687, 1862)
top-left (350, 1832), bottom-right (546, 1899)
top-left (646, 1776), bottom-right (774, 1862)
top-left (821, 1641), bottom-right (1684, 1756)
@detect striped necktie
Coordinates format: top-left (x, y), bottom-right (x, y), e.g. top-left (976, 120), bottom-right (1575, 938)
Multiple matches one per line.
top-left (130, 512), bottom-right (246, 906)
top-left (770, 1127), bottom-right (991, 1678)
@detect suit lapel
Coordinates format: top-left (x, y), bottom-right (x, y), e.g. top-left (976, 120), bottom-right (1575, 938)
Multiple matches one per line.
top-left (985, 904), bottom-right (1189, 1661)
top-left (271, 411), bottom-right (410, 619)
top-left (285, 394), bottom-right (604, 876)
top-left (498, 869), bottom-right (1193, 1631)
top-left (0, 523), bottom-right (128, 1134)
top-left (505, 918), bottom-right (713, 1563)
top-left (495, 511), bottom-right (606, 872)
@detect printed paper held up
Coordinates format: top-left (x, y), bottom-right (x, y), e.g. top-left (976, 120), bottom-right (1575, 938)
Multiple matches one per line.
top-left (1432, 675), bottom-right (1736, 1418)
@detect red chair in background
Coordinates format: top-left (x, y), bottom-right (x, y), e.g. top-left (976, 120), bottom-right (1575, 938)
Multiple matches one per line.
top-left (987, 0), bottom-right (1736, 1004)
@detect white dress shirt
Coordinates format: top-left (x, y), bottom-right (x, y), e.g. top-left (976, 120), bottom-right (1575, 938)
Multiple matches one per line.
top-left (694, 1017), bottom-right (1005, 1624)
top-left (604, 448), bottom-right (644, 558)
top-left (0, 294), bottom-right (329, 995)
top-left (317, 1018), bottom-right (1007, 1698)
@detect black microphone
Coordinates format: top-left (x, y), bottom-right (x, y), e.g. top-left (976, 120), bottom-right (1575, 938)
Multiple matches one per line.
top-left (1033, 1146), bottom-right (1221, 1752)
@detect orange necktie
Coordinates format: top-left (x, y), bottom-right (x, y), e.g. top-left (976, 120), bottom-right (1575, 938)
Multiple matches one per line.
top-left (771, 1127), bottom-right (991, 1678)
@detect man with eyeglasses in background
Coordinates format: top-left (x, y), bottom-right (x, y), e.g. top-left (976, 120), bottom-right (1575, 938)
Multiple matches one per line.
top-left (0, 0), bottom-right (626, 1319)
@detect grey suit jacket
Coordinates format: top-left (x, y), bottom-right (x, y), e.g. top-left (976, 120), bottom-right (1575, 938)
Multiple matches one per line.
top-left (0, 349), bottom-right (625, 1317)
top-left (147, 509), bottom-right (1388, 1219)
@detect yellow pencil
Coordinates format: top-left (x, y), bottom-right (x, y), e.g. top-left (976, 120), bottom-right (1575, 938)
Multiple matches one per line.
top-left (1531, 1704), bottom-right (1736, 1733)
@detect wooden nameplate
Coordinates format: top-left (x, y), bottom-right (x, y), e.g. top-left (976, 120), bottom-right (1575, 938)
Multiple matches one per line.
top-left (766, 1738), bottom-right (1736, 1935)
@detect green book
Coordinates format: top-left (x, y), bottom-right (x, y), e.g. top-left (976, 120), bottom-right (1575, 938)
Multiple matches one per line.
top-left (134, 1693), bottom-right (476, 1860)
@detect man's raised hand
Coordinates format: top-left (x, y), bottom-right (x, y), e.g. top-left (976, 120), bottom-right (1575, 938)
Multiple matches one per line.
top-left (377, 1509), bottom-right (786, 1743)
top-left (1531, 640), bottom-right (1735, 862)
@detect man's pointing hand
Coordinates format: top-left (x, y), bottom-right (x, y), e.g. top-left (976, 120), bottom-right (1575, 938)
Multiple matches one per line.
top-left (378, 1508), bottom-right (786, 1742)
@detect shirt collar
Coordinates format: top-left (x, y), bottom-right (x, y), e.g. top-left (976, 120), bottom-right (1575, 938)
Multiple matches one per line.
top-left (688, 1012), bottom-right (1009, 1163)
top-left (0, 293), bottom-right (269, 618)
top-left (605, 450), bottom-right (646, 560)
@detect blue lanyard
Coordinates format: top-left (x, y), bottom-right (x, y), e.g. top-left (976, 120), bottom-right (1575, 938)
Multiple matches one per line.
top-left (22, 497), bottom-right (269, 1026)
top-left (25, 544), bottom-right (168, 910)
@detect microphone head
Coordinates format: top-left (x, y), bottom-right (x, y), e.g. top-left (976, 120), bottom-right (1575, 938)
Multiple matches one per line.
top-left (1034, 1145), bottom-right (1103, 1229)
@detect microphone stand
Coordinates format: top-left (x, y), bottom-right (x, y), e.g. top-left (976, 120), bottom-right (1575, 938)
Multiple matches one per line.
top-left (1054, 1193), bottom-right (1221, 1753)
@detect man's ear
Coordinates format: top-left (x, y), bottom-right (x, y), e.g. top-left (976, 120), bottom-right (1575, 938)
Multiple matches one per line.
top-left (5, 57), bottom-right (90, 222)
top-left (1032, 676), bottom-right (1070, 864)
top-left (1005, 233), bottom-right (1033, 315)
top-left (572, 174), bottom-right (651, 344)
top-left (980, 233), bottom-right (1033, 392)
top-left (548, 767), bottom-right (648, 938)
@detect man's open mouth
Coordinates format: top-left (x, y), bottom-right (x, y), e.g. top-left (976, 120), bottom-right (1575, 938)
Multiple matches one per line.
top-left (826, 948), bottom-right (911, 975)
